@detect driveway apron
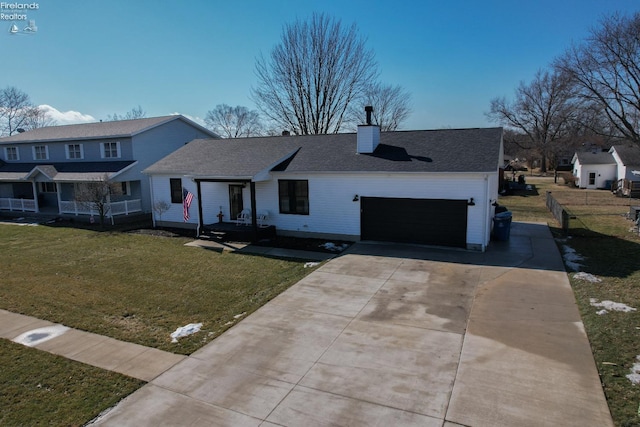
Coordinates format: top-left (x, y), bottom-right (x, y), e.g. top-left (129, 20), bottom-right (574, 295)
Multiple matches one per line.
top-left (92, 222), bottom-right (613, 427)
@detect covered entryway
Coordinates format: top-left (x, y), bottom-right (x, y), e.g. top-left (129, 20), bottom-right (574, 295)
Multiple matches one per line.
top-left (361, 197), bottom-right (468, 248)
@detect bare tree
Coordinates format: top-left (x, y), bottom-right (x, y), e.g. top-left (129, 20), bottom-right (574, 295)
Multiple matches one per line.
top-left (23, 107), bottom-right (57, 131)
top-left (487, 69), bottom-right (579, 173)
top-left (555, 12), bottom-right (640, 143)
top-left (74, 175), bottom-right (121, 227)
top-left (152, 199), bottom-right (170, 227)
top-left (0, 86), bottom-right (39, 135)
top-left (252, 13), bottom-right (378, 135)
top-left (108, 105), bottom-right (146, 121)
top-left (355, 83), bottom-right (411, 131)
top-left (204, 104), bottom-right (263, 138)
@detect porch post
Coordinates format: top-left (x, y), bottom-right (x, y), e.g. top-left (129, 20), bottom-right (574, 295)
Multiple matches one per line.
top-left (31, 181), bottom-right (40, 213)
top-left (250, 181), bottom-right (258, 241)
top-left (196, 180), bottom-right (204, 233)
top-left (56, 183), bottom-right (62, 214)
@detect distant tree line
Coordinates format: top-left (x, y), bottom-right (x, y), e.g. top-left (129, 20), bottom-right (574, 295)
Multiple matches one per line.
top-left (487, 12), bottom-right (640, 172)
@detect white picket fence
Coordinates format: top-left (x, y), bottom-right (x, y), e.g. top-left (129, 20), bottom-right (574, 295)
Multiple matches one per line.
top-left (0, 198), bottom-right (37, 212)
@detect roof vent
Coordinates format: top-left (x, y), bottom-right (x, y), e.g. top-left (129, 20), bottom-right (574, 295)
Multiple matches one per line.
top-left (365, 105), bottom-right (373, 125)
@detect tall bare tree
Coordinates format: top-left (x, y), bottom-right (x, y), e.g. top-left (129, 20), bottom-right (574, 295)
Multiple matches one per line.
top-left (355, 83), bottom-right (411, 131)
top-left (107, 105), bottom-right (146, 121)
top-left (204, 104), bottom-right (263, 138)
top-left (555, 12), bottom-right (640, 143)
top-left (252, 13), bottom-right (378, 135)
top-left (0, 86), bottom-right (52, 136)
top-left (487, 69), bottom-right (579, 173)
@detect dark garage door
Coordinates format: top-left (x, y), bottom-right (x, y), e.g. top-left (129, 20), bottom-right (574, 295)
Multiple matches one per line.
top-left (361, 197), bottom-right (468, 248)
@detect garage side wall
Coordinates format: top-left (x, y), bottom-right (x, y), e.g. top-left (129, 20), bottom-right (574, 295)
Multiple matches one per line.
top-left (262, 172), bottom-right (492, 249)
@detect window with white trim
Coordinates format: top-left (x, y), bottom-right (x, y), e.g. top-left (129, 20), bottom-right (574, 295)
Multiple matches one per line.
top-left (33, 145), bottom-right (49, 160)
top-left (4, 146), bottom-right (19, 161)
top-left (101, 141), bottom-right (121, 158)
top-left (66, 143), bottom-right (84, 159)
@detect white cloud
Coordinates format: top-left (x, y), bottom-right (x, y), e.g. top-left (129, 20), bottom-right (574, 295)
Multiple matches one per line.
top-left (38, 104), bottom-right (96, 125)
top-left (170, 112), bottom-right (207, 128)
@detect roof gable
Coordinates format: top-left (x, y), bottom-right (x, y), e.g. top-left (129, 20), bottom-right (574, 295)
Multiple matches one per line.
top-left (610, 144), bottom-right (640, 167)
top-left (0, 115), bottom-right (217, 144)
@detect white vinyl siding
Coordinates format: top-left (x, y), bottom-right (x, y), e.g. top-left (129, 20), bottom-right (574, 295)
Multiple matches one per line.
top-left (101, 141), bottom-right (121, 159)
top-left (4, 146), bottom-right (19, 161)
top-left (66, 143), bottom-right (84, 159)
top-left (33, 145), bottom-right (49, 160)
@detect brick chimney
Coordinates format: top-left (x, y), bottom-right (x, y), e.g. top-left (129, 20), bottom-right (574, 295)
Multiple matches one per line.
top-left (357, 106), bottom-right (380, 154)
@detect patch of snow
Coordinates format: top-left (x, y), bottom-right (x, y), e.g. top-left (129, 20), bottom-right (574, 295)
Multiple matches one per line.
top-left (319, 242), bottom-right (349, 252)
top-left (233, 312), bottom-right (246, 319)
top-left (590, 298), bottom-right (636, 313)
top-left (573, 272), bottom-right (601, 283)
top-left (596, 309), bottom-right (608, 315)
top-left (13, 325), bottom-right (69, 347)
top-left (562, 245), bottom-right (584, 271)
top-left (304, 262), bottom-right (320, 268)
top-left (627, 356), bottom-right (640, 385)
top-left (170, 323), bottom-right (203, 343)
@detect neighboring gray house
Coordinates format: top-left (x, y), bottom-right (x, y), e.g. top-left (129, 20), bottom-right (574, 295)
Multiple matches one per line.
top-left (571, 151), bottom-right (617, 189)
top-left (0, 115), bottom-right (217, 220)
top-left (145, 125), bottom-right (504, 251)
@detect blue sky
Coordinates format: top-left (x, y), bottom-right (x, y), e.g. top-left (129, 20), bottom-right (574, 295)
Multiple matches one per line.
top-left (2, 0), bottom-right (639, 130)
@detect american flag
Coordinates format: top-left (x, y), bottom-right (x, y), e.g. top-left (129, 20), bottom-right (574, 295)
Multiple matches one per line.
top-left (183, 189), bottom-right (194, 222)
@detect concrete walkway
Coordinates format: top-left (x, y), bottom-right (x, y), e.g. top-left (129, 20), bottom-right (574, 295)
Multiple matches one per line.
top-left (87, 221), bottom-right (612, 426)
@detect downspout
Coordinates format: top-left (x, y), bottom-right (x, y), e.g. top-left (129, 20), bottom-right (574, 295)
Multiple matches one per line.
top-left (196, 179), bottom-right (203, 237)
top-left (483, 174), bottom-right (490, 251)
top-left (149, 175), bottom-right (157, 228)
top-left (250, 181), bottom-right (257, 242)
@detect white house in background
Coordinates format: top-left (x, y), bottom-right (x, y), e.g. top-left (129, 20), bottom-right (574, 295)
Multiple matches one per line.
top-left (571, 150), bottom-right (617, 189)
top-left (609, 144), bottom-right (640, 181)
top-left (0, 115), bottom-right (216, 220)
top-left (609, 144), bottom-right (640, 197)
top-left (144, 124), bottom-right (504, 251)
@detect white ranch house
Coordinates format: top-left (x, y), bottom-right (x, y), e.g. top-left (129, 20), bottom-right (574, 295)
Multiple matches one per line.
top-left (145, 124), bottom-right (504, 251)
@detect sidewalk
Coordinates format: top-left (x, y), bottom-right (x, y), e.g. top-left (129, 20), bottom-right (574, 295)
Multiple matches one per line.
top-left (0, 309), bottom-right (185, 382)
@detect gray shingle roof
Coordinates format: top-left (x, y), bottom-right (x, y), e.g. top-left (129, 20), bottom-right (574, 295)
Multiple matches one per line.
top-left (612, 144), bottom-right (640, 167)
top-left (574, 151), bottom-right (616, 165)
top-left (0, 161), bottom-right (135, 182)
top-left (0, 115), bottom-right (216, 143)
top-left (144, 127), bottom-right (503, 177)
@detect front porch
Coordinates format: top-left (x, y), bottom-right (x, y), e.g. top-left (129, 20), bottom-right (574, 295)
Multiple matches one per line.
top-left (200, 221), bottom-right (276, 242)
top-left (0, 197), bottom-right (143, 224)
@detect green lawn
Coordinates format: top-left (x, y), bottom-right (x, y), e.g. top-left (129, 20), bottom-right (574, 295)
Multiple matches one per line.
top-left (0, 339), bottom-right (143, 426)
top-left (0, 222), bottom-right (315, 425)
top-left (500, 176), bottom-right (640, 427)
top-left (0, 224), bottom-right (312, 355)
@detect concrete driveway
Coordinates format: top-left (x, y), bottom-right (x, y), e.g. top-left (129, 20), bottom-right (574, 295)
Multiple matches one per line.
top-left (93, 222), bottom-right (613, 426)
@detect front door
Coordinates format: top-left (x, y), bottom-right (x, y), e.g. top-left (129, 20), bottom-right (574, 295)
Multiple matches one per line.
top-left (229, 185), bottom-right (244, 220)
top-left (587, 171), bottom-right (597, 189)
